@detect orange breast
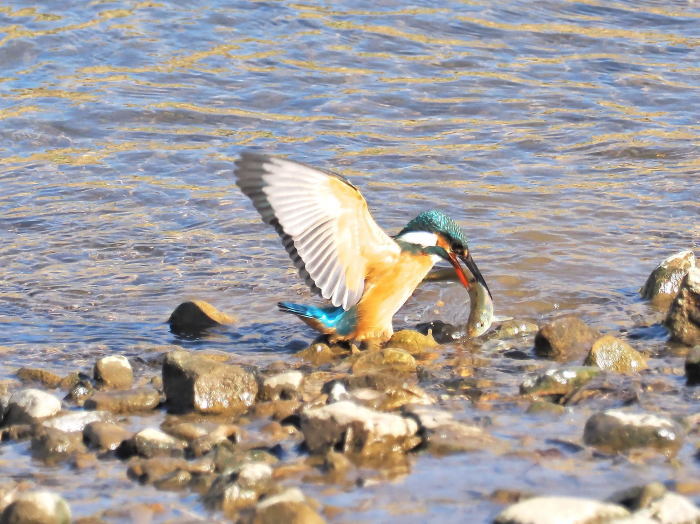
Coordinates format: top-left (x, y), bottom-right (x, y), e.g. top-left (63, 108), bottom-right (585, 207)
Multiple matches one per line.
top-left (350, 251), bottom-right (435, 342)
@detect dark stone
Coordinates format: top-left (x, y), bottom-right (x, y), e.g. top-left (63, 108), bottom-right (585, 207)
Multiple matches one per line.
top-left (534, 316), bottom-right (600, 362)
top-left (168, 300), bottom-right (235, 336)
top-left (162, 351), bottom-right (258, 415)
top-left (685, 346), bottom-right (700, 386)
top-left (666, 267), bottom-right (700, 346)
top-left (416, 320), bottom-right (466, 344)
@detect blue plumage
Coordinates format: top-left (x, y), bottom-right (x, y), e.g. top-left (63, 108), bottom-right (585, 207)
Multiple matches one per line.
top-left (278, 302), bottom-right (357, 336)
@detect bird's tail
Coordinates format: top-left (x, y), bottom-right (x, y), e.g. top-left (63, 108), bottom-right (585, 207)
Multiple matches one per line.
top-left (278, 302), bottom-right (347, 331)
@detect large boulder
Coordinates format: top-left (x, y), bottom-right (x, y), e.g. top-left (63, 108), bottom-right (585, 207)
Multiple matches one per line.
top-left (666, 267), bottom-right (700, 346)
top-left (640, 250), bottom-right (695, 302)
top-left (162, 351), bottom-right (257, 415)
top-left (534, 317), bottom-right (600, 362)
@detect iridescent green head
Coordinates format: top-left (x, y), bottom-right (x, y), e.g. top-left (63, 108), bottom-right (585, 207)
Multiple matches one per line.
top-left (399, 210), bottom-right (469, 250)
top-left (397, 209), bottom-right (491, 299)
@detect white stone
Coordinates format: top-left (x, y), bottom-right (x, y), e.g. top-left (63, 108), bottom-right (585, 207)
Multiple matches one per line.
top-left (604, 410), bottom-right (677, 430)
top-left (42, 411), bottom-right (110, 432)
top-left (263, 371), bottom-right (303, 391)
top-left (237, 463), bottom-right (272, 490)
top-left (304, 400), bottom-right (418, 439)
top-left (495, 496), bottom-right (629, 524)
top-left (97, 355), bottom-right (131, 369)
top-left (7, 389), bottom-right (61, 421)
top-left (636, 492), bottom-right (700, 524)
top-left (134, 427), bottom-right (181, 445)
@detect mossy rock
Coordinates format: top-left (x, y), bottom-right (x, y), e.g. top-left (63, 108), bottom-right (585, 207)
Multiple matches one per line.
top-left (387, 329), bottom-right (438, 354)
top-left (584, 335), bottom-right (647, 374)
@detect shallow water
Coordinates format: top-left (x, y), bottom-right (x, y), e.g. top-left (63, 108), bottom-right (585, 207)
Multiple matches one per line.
top-left (0, 0), bottom-right (699, 521)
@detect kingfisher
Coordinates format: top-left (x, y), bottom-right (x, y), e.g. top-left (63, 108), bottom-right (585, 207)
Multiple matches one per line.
top-left (234, 152), bottom-right (490, 345)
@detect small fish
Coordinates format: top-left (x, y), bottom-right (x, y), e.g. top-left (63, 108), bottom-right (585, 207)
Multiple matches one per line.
top-left (466, 275), bottom-right (494, 337)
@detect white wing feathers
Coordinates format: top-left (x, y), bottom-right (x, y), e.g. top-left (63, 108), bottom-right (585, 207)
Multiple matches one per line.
top-left (234, 153), bottom-right (399, 310)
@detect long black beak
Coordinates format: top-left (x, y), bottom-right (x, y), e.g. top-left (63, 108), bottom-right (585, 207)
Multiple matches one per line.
top-left (460, 252), bottom-right (492, 299)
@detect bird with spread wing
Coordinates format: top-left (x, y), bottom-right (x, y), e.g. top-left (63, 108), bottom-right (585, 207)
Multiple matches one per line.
top-left (234, 152), bottom-right (490, 345)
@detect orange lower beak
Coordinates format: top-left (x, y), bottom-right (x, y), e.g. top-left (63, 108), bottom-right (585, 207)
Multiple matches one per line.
top-left (448, 252), bottom-right (471, 290)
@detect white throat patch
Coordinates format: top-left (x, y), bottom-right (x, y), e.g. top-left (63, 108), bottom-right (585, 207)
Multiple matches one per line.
top-left (397, 231), bottom-right (438, 248)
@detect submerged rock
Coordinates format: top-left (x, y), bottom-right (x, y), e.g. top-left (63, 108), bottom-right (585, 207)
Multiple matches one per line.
top-left (84, 387), bottom-right (160, 413)
top-left (5, 389), bottom-right (61, 425)
top-left (666, 267), bottom-right (700, 346)
top-left (162, 351), bottom-right (257, 415)
top-left (494, 496), bottom-right (629, 524)
top-left (583, 335), bottom-right (647, 374)
top-left (351, 347), bottom-right (417, 375)
top-left (488, 319), bottom-right (539, 340)
top-left (415, 320), bottom-right (466, 344)
top-left (520, 367), bottom-right (600, 398)
top-left (685, 346), bottom-right (700, 386)
top-left (0, 491), bottom-right (71, 524)
top-left (15, 368), bottom-right (63, 389)
top-left (295, 342), bottom-right (349, 366)
top-left (94, 355), bottom-right (133, 390)
top-left (640, 250), bottom-right (695, 302)
top-left (168, 300), bottom-right (236, 335)
top-left (31, 427), bottom-right (86, 463)
top-left (300, 400), bottom-right (420, 456)
top-left (583, 410), bottom-right (683, 456)
top-left (534, 316), bottom-right (600, 362)
top-left (403, 405), bottom-right (497, 454)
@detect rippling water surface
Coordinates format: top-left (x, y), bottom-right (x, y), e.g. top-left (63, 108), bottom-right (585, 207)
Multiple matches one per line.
top-left (1, 0), bottom-right (699, 521)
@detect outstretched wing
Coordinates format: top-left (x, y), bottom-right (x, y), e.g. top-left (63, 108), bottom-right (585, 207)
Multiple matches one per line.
top-left (234, 153), bottom-right (400, 310)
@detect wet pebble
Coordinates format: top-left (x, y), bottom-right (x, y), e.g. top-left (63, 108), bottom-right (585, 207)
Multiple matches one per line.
top-left (666, 266), bottom-right (700, 346)
top-left (31, 427), bottom-right (86, 463)
top-left (83, 421), bottom-right (132, 451)
top-left (494, 496), bottom-right (629, 524)
top-left (386, 329), bottom-right (438, 354)
top-left (94, 355), bottom-right (133, 390)
top-left (415, 320), bottom-right (466, 344)
top-left (300, 400), bottom-right (420, 456)
top-left (162, 351), bottom-right (258, 415)
top-left (488, 319), bottom-right (539, 340)
top-left (0, 491), bottom-right (71, 524)
top-left (351, 347), bottom-right (416, 376)
top-left (167, 300), bottom-right (236, 336)
top-left (260, 371), bottom-right (304, 401)
top-left (520, 367), bottom-right (600, 398)
top-left (15, 368), bottom-right (64, 389)
top-left (295, 342), bottom-right (349, 366)
top-left (583, 410), bottom-right (683, 456)
top-left (583, 335), bottom-right (647, 374)
top-left (123, 427), bottom-right (187, 458)
top-left (84, 387), bottom-right (160, 413)
top-left (640, 249), bottom-right (695, 302)
top-left (534, 316), bottom-right (600, 362)
top-left (5, 389), bottom-right (61, 425)
top-left (253, 488), bottom-right (325, 524)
